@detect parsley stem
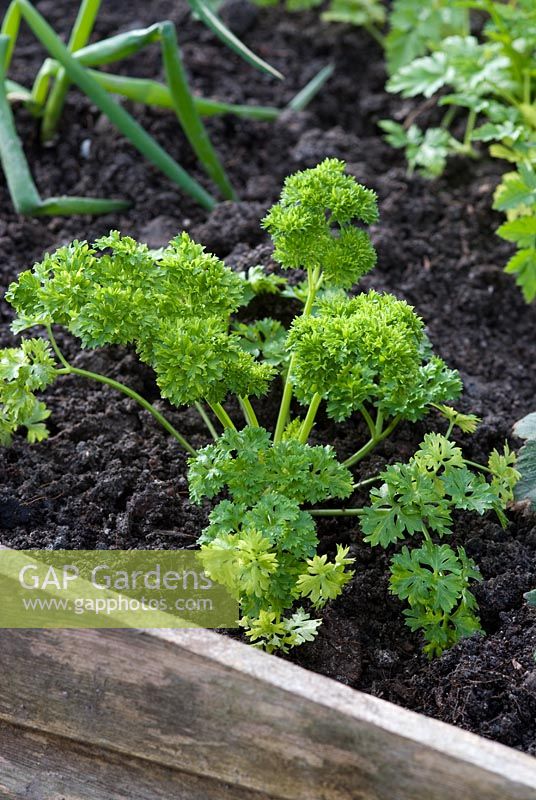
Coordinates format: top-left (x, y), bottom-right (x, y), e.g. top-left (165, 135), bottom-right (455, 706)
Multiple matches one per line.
top-left (209, 402), bottom-right (236, 431)
top-left (359, 404), bottom-right (376, 438)
top-left (374, 409), bottom-right (384, 437)
top-left (342, 436), bottom-right (377, 468)
top-left (440, 105), bottom-right (457, 130)
top-left (464, 459), bottom-right (492, 475)
top-left (298, 392), bottom-right (322, 443)
top-left (194, 401), bottom-right (218, 441)
top-left (47, 325), bottom-right (196, 454)
top-left (309, 507), bottom-right (365, 517)
top-left (352, 475), bottom-right (382, 490)
top-left (273, 265), bottom-right (320, 443)
top-left (522, 69), bottom-right (531, 105)
top-left (239, 396), bottom-right (259, 427)
top-left (45, 325), bottom-right (70, 369)
top-left (343, 414), bottom-right (401, 468)
top-left (463, 108), bottom-right (477, 151)
top-left (363, 23), bottom-right (385, 48)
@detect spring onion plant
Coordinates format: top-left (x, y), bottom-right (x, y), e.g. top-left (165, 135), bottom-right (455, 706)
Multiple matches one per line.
top-left (0, 159), bottom-right (518, 656)
top-left (0, 0), bottom-right (332, 215)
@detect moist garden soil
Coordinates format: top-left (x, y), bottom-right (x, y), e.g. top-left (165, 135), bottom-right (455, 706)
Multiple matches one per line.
top-left (1, 0), bottom-right (536, 756)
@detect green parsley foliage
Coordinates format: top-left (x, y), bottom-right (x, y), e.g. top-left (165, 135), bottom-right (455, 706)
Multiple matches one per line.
top-left (0, 339), bottom-right (57, 445)
top-left (379, 122), bottom-right (461, 178)
top-left (233, 318), bottom-right (289, 369)
top-left (385, 0), bottom-right (468, 75)
top-left (249, 0), bottom-right (385, 42)
top-left (262, 158), bottom-right (379, 288)
top-left (0, 159), bottom-right (516, 656)
top-left (382, 1), bottom-right (536, 301)
top-left (322, 0), bottom-right (385, 29)
top-left (494, 165), bottom-right (536, 302)
top-left (391, 542), bottom-right (482, 657)
top-left (7, 231), bottom-right (273, 407)
top-left (288, 292), bottom-right (460, 421)
top-left (361, 433), bottom-right (518, 655)
top-left (191, 426), bottom-right (354, 627)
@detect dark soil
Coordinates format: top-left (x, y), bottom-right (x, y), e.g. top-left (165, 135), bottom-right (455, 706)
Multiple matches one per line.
top-left (1, 0), bottom-right (535, 755)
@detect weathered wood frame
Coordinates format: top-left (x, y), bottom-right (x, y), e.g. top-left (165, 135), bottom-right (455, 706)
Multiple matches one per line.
top-left (1, 628), bottom-right (535, 799)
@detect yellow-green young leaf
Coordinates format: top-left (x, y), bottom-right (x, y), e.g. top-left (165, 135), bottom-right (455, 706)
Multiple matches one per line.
top-left (296, 545), bottom-right (354, 608)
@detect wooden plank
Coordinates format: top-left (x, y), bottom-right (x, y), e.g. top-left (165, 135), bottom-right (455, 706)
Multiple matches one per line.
top-left (0, 722), bottom-right (271, 800)
top-left (0, 628), bottom-right (535, 800)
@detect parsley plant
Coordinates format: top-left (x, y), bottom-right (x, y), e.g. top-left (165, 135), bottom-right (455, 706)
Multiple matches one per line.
top-left (381, 0), bottom-right (536, 301)
top-left (0, 159), bottom-right (518, 656)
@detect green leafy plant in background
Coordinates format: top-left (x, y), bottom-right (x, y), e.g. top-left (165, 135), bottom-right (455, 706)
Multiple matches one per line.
top-left (384, 0), bottom-right (469, 74)
top-left (249, 0), bottom-right (386, 46)
top-left (512, 412), bottom-right (535, 661)
top-left (525, 584), bottom-right (536, 661)
top-left (513, 413), bottom-right (536, 509)
top-left (0, 0), bottom-right (332, 215)
top-left (0, 160), bottom-right (518, 656)
top-left (380, 0), bottom-right (536, 302)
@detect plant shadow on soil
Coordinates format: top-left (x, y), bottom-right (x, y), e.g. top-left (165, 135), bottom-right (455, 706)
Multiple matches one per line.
top-left (0, 0), bottom-right (535, 754)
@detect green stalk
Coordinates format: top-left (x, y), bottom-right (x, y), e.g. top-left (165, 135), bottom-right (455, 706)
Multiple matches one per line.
top-left (463, 108), bottom-right (477, 151)
top-left (342, 415), bottom-right (401, 468)
top-left (186, 0), bottom-right (283, 80)
top-left (46, 325), bottom-right (196, 454)
top-left (298, 392), bottom-right (322, 444)
top-left (359, 404), bottom-right (376, 439)
top-left (160, 21), bottom-right (236, 200)
top-left (440, 105), bottom-right (457, 130)
top-left (0, 1), bottom-right (21, 71)
top-left (15, 0), bottom-right (216, 210)
top-left (341, 436), bottom-right (377, 469)
top-left (352, 475), bottom-right (382, 491)
top-left (194, 401), bottom-right (218, 441)
top-left (5, 78), bottom-right (34, 104)
top-left (309, 507), bottom-right (365, 517)
top-left (41, 0), bottom-right (102, 142)
top-left (523, 69), bottom-right (531, 105)
top-left (34, 196), bottom-right (129, 215)
top-left (75, 69), bottom-right (280, 120)
top-left (30, 59), bottom-right (55, 109)
top-left (287, 64), bottom-right (334, 112)
top-left (0, 36), bottom-right (41, 214)
top-left (239, 396), bottom-right (259, 427)
top-left (209, 402), bottom-right (237, 430)
top-left (421, 524), bottom-right (432, 545)
top-left (0, 38), bottom-right (129, 216)
top-left (363, 23), bottom-right (385, 48)
top-left (464, 459), bottom-right (492, 475)
top-left (62, 24), bottom-right (161, 68)
top-left (273, 266), bottom-right (320, 443)
top-left (374, 409), bottom-right (384, 437)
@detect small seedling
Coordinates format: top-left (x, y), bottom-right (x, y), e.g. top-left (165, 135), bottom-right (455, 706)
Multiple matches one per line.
top-left (250, 0), bottom-right (386, 46)
top-left (0, 160), bottom-right (518, 655)
top-left (0, 0), bottom-right (332, 214)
